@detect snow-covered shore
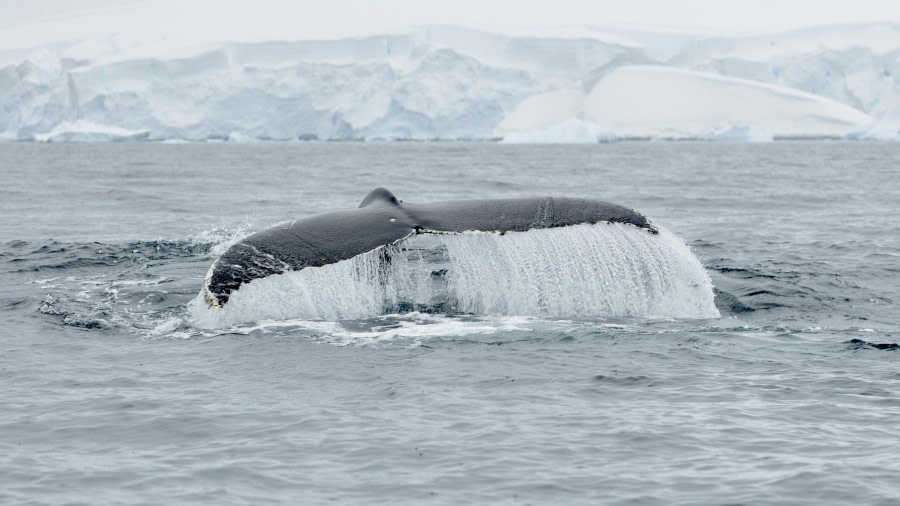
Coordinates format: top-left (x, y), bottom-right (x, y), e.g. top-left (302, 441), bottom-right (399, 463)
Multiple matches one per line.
top-left (2, 17), bottom-right (898, 142)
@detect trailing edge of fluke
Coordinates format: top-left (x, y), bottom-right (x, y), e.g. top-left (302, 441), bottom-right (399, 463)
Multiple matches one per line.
top-left (202, 188), bottom-right (657, 308)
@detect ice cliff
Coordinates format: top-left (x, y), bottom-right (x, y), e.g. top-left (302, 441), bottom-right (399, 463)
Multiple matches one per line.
top-left (673, 23), bottom-right (900, 133)
top-left (0, 21), bottom-right (897, 142)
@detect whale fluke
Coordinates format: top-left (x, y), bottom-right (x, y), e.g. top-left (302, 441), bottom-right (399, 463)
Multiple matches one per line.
top-left (203, 188), bottom-right (656, 308)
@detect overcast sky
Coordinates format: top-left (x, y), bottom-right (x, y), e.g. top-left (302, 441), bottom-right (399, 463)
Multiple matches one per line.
top-left (2, 0), bottom-right (899, 40)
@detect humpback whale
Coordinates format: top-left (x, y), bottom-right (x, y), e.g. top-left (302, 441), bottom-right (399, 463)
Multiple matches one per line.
top-left (202, 188), bottom-right (657, 309)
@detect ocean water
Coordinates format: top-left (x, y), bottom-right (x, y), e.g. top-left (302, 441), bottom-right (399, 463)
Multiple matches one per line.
top-left (1, 141), bottom-right (898, 505)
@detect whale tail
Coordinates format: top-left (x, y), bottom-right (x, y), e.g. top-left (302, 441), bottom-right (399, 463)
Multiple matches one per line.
top-left (203, 188), bottom-right (661, 309)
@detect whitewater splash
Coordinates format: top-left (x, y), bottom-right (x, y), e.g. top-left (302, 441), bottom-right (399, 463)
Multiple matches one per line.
top-left (189, 223), bottom-right (719, 327)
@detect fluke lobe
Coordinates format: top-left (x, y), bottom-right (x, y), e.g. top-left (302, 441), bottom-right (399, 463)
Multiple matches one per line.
top-left (202, 188), bottom-right (657, 308)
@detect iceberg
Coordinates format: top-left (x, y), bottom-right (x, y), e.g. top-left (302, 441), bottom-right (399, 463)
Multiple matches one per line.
top-left (498, 119), bottom-right (618, 144)
top-left (707, 125), bottom-right (774, 142)
top-left (845, 127), bottom-right (900, 141)
top-left (33, 120), bottom-right (149, 143)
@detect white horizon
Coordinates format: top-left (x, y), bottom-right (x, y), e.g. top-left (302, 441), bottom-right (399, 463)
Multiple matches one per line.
top-left (2, 0), bottom-right (900, 51)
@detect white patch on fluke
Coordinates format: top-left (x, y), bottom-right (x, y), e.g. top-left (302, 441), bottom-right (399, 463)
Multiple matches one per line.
top-left (202, 262), bottom-right (220, 309)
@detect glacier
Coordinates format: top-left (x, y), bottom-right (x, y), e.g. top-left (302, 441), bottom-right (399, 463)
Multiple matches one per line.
top-left (582, 66), bottom-right (871, 139)
top-left (0, 27), bottom-right (644, 142)
top-left (1, 19), bottom-right (898, 142)
top-left (672, 23), bottom-right (900, 135)
top-left (494, 66), bottom-right (871, 140)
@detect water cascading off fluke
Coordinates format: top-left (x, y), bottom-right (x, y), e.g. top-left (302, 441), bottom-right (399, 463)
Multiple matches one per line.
top-left (191, 223), bottom-right (719, 326)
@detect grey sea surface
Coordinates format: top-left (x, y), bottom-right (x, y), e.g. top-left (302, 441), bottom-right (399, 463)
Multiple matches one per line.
top-left (1, 142), bottom-right (899, 505)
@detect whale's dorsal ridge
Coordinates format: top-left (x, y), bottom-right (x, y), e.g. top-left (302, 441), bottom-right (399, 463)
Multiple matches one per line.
top-left (359, 187), bottom-right (402, 208)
